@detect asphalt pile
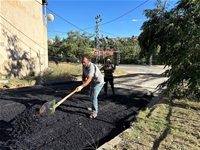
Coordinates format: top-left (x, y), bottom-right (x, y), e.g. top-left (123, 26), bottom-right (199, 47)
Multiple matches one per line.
top-left (1, 108), bottom-right (42, 149)
top-left (0, 81), bottom-right (154, 150)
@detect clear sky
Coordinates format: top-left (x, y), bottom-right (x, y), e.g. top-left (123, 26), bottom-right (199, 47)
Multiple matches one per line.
top-left (45, 0), bottom-right (178, 40)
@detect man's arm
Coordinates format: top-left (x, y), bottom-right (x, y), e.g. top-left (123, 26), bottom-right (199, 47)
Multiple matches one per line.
top-left (76, 63), bottom-right (94, 92)
top-left (76, 75), bottom-right (93, 92)
top-left (82, 73), bottom-right (86, 82)
top-left (113, 64), bottom-right (116, 70)
top-left (82, 76), bottom-right (93, 88)
top-left (100, 66), bottom-right (105, 74)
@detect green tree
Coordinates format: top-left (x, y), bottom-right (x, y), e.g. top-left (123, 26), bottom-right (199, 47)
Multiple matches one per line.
top-left (48, 31), bottom-right (94, 62)
top-left (48, 35), bottom-right (62, 60)
top-left (119, 39), bottom-right (140, 64)
top-left (103, 37), bottom-right (141, 64)
top-left (55, 35), bottom-right (61, 43)
top-left (65, 31), bottom-right (94, 60)
top-left (138, 0), bottom-right (200, 100)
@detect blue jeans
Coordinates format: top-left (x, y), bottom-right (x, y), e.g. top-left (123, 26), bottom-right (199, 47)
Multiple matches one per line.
top-left (90, 83), bottom-right (104, 114)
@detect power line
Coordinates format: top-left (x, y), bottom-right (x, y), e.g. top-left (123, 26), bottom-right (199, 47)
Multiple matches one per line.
top-left (35, 0), bottom-right (89, 34)
top-left (0, 21), bottom-right (41, 56)
top-left (48, 30), bottom-right (67, 34)
top-left (36, 0), bottom-right (149, 38)
top-left (1, 0), bottom-right (147, 45)
top-left (0, 15), bottom-right (46, 51)
top-left (48, 29), bottom-right (124, 38)
top-left (47, 30), bottom-right (68, 37)
top-left (84, 0), bottom-right (149, 30)
top-left (100, 0), bottom-right (149, 26)
top-left (100, 30), bottom-right (122, 38)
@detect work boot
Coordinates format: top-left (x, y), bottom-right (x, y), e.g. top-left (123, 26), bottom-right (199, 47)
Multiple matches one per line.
top-left (90, 112), bottom-right (97, 118)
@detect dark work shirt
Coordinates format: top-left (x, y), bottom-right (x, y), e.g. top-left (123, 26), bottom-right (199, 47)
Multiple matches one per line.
top-left (100, 64), bottom-right (115, 79)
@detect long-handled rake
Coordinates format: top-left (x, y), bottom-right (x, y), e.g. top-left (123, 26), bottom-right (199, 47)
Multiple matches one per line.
top-left (39, 88), bottom-right (78, 115)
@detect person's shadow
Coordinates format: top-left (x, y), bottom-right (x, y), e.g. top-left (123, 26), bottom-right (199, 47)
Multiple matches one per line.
top-left (0, 120), bottom-right (13, 142)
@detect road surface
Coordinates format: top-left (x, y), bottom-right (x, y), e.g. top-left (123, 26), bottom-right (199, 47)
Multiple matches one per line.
top-left (0, 65), bottom-right (168, 150)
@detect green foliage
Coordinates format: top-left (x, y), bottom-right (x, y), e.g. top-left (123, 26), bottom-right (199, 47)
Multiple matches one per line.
top-left (138, 0), bottom-right (200, 100)
top-left (107, 38), bottom-right (141, 64)
top-left (48, 31), bottom-right (94, 62)
top-left (49, 32), bottom-right (141, 64)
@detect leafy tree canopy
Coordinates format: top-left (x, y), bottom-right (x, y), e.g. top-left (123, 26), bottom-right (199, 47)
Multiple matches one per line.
top-left (48, 32), bottom-right (141, 64)
top-left (138, 0), bottom-right (200, 100)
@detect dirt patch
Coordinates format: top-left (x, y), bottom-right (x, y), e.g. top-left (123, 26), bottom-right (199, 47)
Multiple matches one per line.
top-left (0, 81), bottom-right (154, 149)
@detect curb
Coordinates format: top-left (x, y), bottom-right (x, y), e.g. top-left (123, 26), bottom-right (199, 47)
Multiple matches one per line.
top-left (97, 135), bottom-right (122, 150)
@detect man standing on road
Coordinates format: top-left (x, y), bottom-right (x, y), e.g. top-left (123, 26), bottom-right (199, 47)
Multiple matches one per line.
top-left (76, 56), bottom-right (104, 118)
top-left (100, 59), bottom-right (116, 95)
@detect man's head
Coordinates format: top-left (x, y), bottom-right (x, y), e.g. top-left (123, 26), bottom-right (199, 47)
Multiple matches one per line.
top-left (106, 59), bottom-right (111, 64)
top-left (81, 56), bottom-right (90, 68)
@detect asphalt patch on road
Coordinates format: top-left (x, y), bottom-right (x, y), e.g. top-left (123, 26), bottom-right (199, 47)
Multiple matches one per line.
top-left (0, 81), bottom-right (154, 150)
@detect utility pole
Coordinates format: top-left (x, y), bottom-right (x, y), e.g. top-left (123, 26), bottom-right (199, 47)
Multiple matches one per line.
top-left (95, 15), bottom-right (102, 64)
top-left (149, 55), bottom-right (153, 66)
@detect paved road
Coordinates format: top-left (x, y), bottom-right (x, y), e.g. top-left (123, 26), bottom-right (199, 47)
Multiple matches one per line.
top-left (114, 64), bottom-right (168, 96)
top-left (116, 64), bottom-right (167, 74)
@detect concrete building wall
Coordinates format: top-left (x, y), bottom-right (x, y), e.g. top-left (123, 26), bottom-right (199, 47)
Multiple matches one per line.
top-left (0, 0), bottom-right (48, 78)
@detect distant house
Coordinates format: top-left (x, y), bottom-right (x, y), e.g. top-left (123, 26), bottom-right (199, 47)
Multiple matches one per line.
top-left (93, 49), bottom-right (114, 57)
top-left (0, 0), bottom-right (49, 78)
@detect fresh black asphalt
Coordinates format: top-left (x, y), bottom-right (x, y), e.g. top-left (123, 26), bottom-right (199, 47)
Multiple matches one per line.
top-left (0, 80), bottom-right (154, 150)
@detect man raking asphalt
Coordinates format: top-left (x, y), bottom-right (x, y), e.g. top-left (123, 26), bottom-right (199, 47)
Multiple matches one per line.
top-left (76, 56), bottom-right (104, 118)
top-left (39, 55), bottom-right (104, 118)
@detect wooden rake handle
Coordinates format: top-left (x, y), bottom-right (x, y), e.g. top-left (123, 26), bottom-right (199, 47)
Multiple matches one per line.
top-left (55, 88), bottom-right (78, 108)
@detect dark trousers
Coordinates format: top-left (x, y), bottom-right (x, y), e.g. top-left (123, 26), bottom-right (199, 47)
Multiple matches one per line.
top-left (104, 77), bottom-right (114, 94)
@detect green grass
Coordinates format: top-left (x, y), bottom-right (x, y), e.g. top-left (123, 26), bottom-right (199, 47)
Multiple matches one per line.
top-left (48, 61), bottom-right (82, 78)
top-left (108, 98), bottom-right (200, 150)
top-left (0, 61), bottom-right (127, 89)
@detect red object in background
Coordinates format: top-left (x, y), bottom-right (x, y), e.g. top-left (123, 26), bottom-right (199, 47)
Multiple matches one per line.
top-left (93, 50), bottom-right (113, 56)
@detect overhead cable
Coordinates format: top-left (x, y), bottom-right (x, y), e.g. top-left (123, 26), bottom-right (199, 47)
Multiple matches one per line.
top-left (35, 0), bottom-right (87, 33)
top-left (0, 15), bottom-right (46, 51)
top-left (36, 0), bottom-right (149, 37)
top-left (84, 0), bottom-right (149, 30)
top-left (100, 0), bottom-right (149, 26)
